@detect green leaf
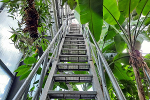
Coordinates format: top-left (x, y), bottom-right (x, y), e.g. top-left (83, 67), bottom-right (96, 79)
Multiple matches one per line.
top-left (67, 0), bottom-right (77, 10)
top-left (114, 34), bottom-right (126, 53)
top-left (102, 41), bottom-right (116, 53)
top-left (62, 0), bottom-right (68, 6)
top-left (115, 13), bottom-right (126, 29)
top-left (114, 53), bottom-right (130, 65)
top-left (86, 83), bottom-right (92, 90)
top-left (32, 53), bottom-right (38, 58)
top-left (79, 0), bottom-right (103, 24)
top-left (103, 0), bottom-right (120, 24)
top-left (72, 85), bottom-right (79, 91)
top-left (20, 70), bottom-right (31, 80)
top-left (118, 0), bottom-right (140, 17)
top-left (30, 86), bottom-right (35, 92)
top-left (37, 67), bottom-right (42, 75)
top-left (73, 71), bottom-right (87, 74)
top-left (105, 26), bottom-right (117, 41)
top-left (137, 31), bottom-right (150, 42)
top-left (49, 53), bottom-right (52, 56)
top-left (9, 34), bottom-right (17, 42)
top-left (113, 62), bottom-right (131, 80)
top-left (42, 44), bottom-right (47, 51)
top-left (16, 65), bottom-right (31, 76)
top-left (1, 0), bottom-right (10, 2)
top-left (145, 54), bottom-right (150, 59)
top-left (144, 17), bottom-right (150, 26)
top-left (75, 1), bottom-right (80, 13)
top-left (24, 57), bottom-right (37, 65)
top-left (78, 0), bottom-right (103, 42)
top-left (136, 0), bottom-right (150, 16)
top-left (33, 80), bottom-right (39, 84)
top-left (89, 12), bottom-right (103, 42)
top-left (59, 82), bottom-right (68, 90)
top-left (14, 65), bottom-right (28, 72)
top-left (144, 54), bottom-right (150, 67)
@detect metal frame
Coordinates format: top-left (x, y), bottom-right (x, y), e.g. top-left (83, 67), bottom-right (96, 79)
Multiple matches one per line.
top-left (0, 59), bottom-right (14, 100)
top-left (0, 59), bottom-right (14, 79)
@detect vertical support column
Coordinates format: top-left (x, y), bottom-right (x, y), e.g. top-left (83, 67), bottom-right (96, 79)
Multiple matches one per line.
top-left (52, 0), bottom-right (59, 32)
top-left (87, 31), bottom-right (92, 61)
top-left (55, 0), bottom-right (61, 28)
top-left (61, 4), bottom-right (64, 25)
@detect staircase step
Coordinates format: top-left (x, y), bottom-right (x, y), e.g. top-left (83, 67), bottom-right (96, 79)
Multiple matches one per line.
top-left (70, 27), bottom-right (80, 29)
top-left (70, 29), bottom-right (80, 31)
top-left (63, 44), bottom-right (86, 49)
top-left (61, 49), bottom-right (87, 55)
top-left (66, 34), bottom-right (83, 37)
top-left (53, 74), bottom-right (92, 82)
top-left (57, 63), bottom-right (90, 71)
top-left (69, 31), bottom-right (80, 33)
top-left (48, 91), bottom-right (97, 99)
top-left (59, 55), bottom-right (88, 62)
top-left (65, 36), bottom-right (84, 40)
top-left (64, 40), bottom-right (85, 44)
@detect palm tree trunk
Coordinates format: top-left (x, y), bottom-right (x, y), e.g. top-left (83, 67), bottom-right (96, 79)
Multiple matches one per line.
top-left (129, 49), bottom-right (146, 100)
top-left (132, 63), bottom-right (146, 100)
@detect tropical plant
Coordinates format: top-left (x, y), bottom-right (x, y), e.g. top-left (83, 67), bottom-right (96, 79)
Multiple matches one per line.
top-left (70, 0), bottom-right (150, 99)
top-left (1, 0), bottom-right (52, 98)
top-left (1, 0), bottom-right (52, 78)
top-left (1, 0), bottom-right (150, 99)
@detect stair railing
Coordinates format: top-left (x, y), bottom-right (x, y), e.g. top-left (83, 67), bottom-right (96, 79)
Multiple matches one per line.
top-left (12, 18), bottom-right (71, 100)
top-left (83, 26), bottom-right (127, 100)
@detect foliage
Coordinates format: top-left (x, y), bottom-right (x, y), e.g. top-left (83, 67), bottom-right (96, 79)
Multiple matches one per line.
top-left (2, 0), bottom-right (51, 79)
top-left (73, 0), bottom-right (150, 99)
top-left (1, 0), bottom-right (52, 99)
top-left (2, 0), bottom-right (150, 99)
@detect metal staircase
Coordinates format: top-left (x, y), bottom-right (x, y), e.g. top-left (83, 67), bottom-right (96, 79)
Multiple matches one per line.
top-left (40, 24), bottom-right (104, 100)
top-left (12, 18), bottom-right (126, 100)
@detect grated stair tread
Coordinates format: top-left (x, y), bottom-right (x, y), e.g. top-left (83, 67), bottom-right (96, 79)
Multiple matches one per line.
top-left (48, 91), bottom-right (97, 99)
top-left (53, 74), bottom-right (93, 82)
top-left (56, 63), bottom-right (90, 71)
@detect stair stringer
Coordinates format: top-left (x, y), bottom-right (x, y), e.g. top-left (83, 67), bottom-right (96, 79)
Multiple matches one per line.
top-left (40, 35), bottom-right (66, 100)
top-left (84, 36), bottom-right (105, 100)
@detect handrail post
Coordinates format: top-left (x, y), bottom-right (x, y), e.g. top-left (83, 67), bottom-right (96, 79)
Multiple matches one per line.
top-left (87, 31), bottom-right (92, 61)
top-left (52, 0), bottom-right (59, 32)
top-left (32, 53), bottom-right (48, 100)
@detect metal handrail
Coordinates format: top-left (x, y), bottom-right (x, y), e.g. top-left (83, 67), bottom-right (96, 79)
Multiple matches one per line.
top-left (32, 29), bottom-right (66, 100)
top-left (12, 19), bottom-right (68, 100)
top-left (83, 28), bottom-right (110, 100)
top-left (84, 26), bottom-right (126, 100)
